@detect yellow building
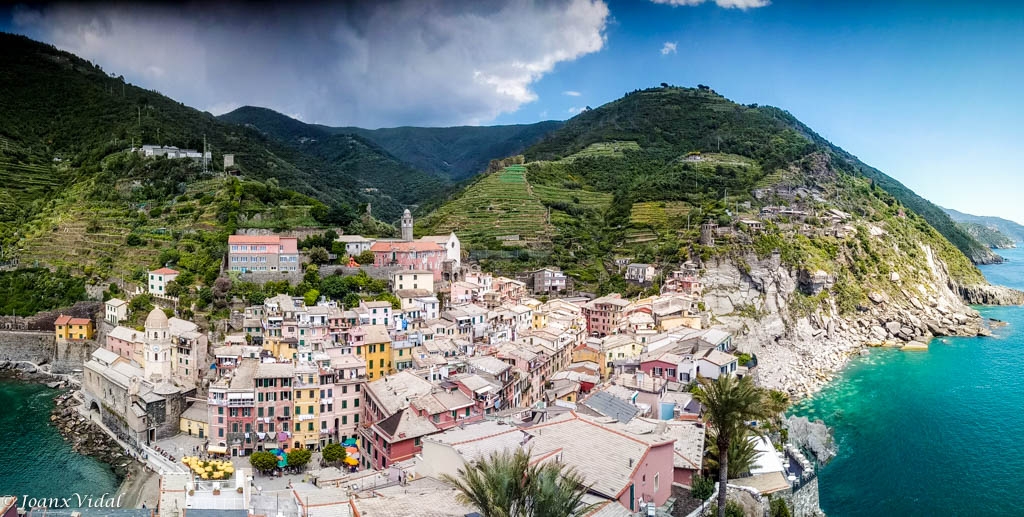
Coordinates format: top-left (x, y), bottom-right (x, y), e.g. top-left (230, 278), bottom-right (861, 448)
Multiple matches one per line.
top-left (352, 325), bottom-right (392, 380)
top-left (179, 402), bottom-right (209, 438)
top-left (55, 314), bottom-right (95, 342)
top-left (292, 363), bottom-right (320, 449)
top-left (263, 336), bottom-right (299, 361)
top-left (601, 334), bottom-right (642, 378)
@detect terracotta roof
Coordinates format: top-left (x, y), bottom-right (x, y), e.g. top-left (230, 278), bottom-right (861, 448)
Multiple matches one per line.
top-left (151, 267), bottom-right (179, 275)
top-left (68, 317), bottom-right (91, 325)
top-left (54, 315), bottom-right (72, 326)
top-left (370, 241), bottom-right (443, 252)
top-left (228, 235), bottom-right (283, 244)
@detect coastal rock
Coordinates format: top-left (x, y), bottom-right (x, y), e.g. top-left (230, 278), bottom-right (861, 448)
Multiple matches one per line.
top-left (870, 326), bottom-right (887, 340)
top-left (885, 321), bottom-right (902, 335)
top-left (953, 283), bottom-right (1024, 306)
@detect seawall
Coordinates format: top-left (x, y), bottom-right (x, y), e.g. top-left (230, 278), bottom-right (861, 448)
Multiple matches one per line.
top-left (0, 330), bottom-right (98, 373)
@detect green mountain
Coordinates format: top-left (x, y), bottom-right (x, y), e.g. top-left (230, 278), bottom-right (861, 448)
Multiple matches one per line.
top-left (956, 222), bottom-right (1015, 249)
top-left (220, 106), bottom-right (562, 182)
top-left (217, 106), bottom-right (449, 220)
top-left (331, 122), bottom-right (564, 181)
top-left (422, 85), bottom-right (989, 297)
top-left (944, 207), bottom-right (1024, 244)
top-left (0, 33), bottom-right (447, 282)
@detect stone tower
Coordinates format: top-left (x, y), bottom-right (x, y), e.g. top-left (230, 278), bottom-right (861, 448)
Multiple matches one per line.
top-left (143, 307), bottom-right (172, 382)
top-left (401, 209), bottom-right (414, 241)
top-left (700, 220), bottom-right (717, 247)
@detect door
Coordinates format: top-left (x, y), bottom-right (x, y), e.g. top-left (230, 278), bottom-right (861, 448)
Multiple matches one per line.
top-left (629, 484), bottom-right (635, 511)
top-left (199, 428), bottom-right (204, 438)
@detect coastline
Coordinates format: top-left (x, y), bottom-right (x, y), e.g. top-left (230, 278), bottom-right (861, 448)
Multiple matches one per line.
top-left (1, 363), bottom-right (157, 509)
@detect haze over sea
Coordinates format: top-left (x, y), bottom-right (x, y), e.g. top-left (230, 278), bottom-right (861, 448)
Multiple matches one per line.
top-left (795, 246), bottom-right (1024, 516)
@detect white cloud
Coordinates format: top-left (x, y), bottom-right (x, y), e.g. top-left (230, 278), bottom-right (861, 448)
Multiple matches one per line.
top-left (567, 106), bottom-right (583, 114)
top-left (12, 0), bottom-right (610, 127)
top-left (563, 90), bottom-right (582, 96)
top-left (661, 42), bottom-right (678, 55)
top-left (650, 0), bottom-right (770, 9)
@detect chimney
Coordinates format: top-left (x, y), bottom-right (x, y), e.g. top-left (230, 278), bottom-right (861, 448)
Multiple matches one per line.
top-left (628, 458), bottom-right (634, 468)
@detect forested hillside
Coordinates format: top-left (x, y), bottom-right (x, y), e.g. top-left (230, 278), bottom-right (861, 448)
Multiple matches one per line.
top-left (423, 85), bottom-right (989, 300)
top-left (945, 207), bottom-right (1024, 244)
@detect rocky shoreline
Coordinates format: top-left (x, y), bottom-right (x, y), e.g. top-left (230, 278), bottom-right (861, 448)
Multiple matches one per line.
top-left (0, 362), bottom-right (137, 482)
top-left (702, 249), bottom-right (1011, 400)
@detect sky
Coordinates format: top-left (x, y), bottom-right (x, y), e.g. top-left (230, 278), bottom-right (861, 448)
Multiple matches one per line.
top-left (3, 0), bottom-right (1024, 222)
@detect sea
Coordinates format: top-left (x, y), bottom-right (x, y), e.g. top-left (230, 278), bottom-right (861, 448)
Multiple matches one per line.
top-left (793, 246), bottom-right (1024, 516)
top-left (0, 379), bottom-right (119, 500)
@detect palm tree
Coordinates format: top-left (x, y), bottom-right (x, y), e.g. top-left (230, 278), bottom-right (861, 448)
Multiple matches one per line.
top-left (694, 374), bottom-right (772, 517)
top-left (705, 427), bottom-right (760, 479)
top-left (441, 448), bottom-right (594, 517)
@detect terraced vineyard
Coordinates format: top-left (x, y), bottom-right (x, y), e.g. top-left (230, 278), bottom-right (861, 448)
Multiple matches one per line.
top-left (562, 141), bottom-right (640, 161)
top-left (420, 165), bottom-right (552, 247)
top-left (629, 201), bottom-right (693, 229)
top-left (532, 184), bottom-right (612, 210)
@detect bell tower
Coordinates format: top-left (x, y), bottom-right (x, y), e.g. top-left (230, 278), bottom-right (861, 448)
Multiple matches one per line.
top-left (401, 209), bottom-right (414, 241)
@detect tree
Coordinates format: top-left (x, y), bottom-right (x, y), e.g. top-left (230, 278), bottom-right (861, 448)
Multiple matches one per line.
top-left (249, 451), bottom-right (278, 474)
top-left (164, 280), bottom-right (182, 297)
top-left (441, 448), bottom-right (593, 517)
top-left (287, 447), bottom-right (312, 469)
top-left (691, 475), bottom-right (715, 516)
top-left (694, 375), bottom-right (772, 517)
top-left (769, 498), bottom-right (792, 517)
top-left (705, 427), bottom-right (760, 479)
top-left (304, 289), bottom-right (320, 306)
top-left (307, 246), bottom-right (329, 265)
top-left (342, 292), bottom-right (362, 309)
top-left (128, 293), bottom-right (153, 314)
top-left (322, 443), bottom-right (347, 465)
top-left (354, 250), bottom-right (375, 265)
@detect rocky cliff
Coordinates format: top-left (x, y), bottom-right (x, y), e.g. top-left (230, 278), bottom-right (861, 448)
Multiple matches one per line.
top-left (701, 243), bottom-right (990, 398)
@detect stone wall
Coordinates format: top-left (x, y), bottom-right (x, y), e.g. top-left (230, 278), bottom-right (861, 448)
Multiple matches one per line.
top-left (237, 264), bottom-right (404, 285)
top-left (779, 477), bottom-right (823, 517)
top-left (54, 338), bottom-right (101, 373)
top-left (0, 330), bottom-right (99, 372)
top-left (0, 330), bottom-right (56, 363)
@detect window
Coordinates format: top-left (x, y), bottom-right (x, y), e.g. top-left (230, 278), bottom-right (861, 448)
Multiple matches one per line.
top-left (342, 400), bottom-right (347, 409)
top-left (354, 398), bottom-right (359, 407)
top-left (308, 422), bottom-right (314, 431)
top-left (654, 473), bottom-right (660, 492)
top-left (342, 415), bottom-right (348, 425)
top-left (295, 423), bottom-right (300, 431)
top-left (432, 414), bottom-right (440, 423)
top-left (354, 414), bottom-right (359, 423)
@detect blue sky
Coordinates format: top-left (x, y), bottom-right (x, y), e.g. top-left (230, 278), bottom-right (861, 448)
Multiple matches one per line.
top-left (3, 0), bottom-right (1024, 222)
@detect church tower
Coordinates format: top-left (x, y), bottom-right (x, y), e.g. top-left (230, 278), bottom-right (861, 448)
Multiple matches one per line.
top-left (143, 307), bottom-right (172, 382)
top-left (401, 209), bottom-right (414, 241)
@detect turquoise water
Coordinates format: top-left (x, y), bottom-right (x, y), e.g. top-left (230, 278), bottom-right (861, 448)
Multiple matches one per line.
top-left (0, 379), bottom-right (119, 498)
top-left (794, 247), bottom-right (1024, 516)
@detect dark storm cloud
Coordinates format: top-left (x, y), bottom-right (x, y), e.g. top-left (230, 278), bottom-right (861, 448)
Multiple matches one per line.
top-left (12, 0), bottom-right (609, 127)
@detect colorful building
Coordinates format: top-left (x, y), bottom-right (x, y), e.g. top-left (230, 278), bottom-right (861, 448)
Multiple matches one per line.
top-left (292, 362), bottom-right (320, 450)
top-left (370, 240), bottom-right (447, 281)
top-left (54, 314), bottom-right (94, 342)
top-left (348, 325), bottom-right (392, 380)
top-left (227, 234), bottom-right (300, 273)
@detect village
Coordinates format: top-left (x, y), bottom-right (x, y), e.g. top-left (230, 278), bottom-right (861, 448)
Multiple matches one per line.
top-left (0, 206), bottom-right (834, 517)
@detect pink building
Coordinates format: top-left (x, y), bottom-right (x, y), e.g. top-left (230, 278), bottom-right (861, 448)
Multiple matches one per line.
top-left (370, 241), bottom-right (446, 281)
top-left (228, 234), bottom-right (300, 273)
top-left (207, 360), bottom-right (257, 456)
top-left (254, 362), bottom-right (295, 451)
top-left (419, 413), bottom-right (676, 511)
top-left (105, 326), bottom-right (142, 360)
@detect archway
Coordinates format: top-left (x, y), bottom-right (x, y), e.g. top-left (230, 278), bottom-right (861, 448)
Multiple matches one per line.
top-left (89, 400), bottom-right (100, 413)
